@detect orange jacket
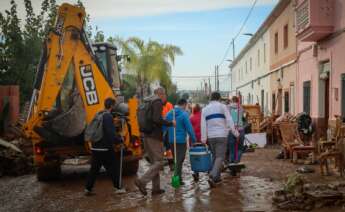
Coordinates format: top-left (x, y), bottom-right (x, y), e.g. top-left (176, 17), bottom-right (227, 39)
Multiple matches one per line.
top-left (162, 102), bottom-right (173, 117)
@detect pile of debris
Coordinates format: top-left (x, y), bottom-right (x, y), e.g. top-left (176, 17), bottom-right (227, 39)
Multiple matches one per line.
top-left (273, 113), bottom-right (296, 125)
top-left (0, 138), bottom-right (33, 177)
top-left (273, 174), bottom-right (345, 211)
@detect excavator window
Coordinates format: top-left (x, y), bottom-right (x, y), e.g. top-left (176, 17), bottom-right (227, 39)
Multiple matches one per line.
top-left (95, 51), bottom-right (109, 79)
top-left (93, 43), bottom-right (121, 93)
top-left (109, 48), bottom-right (121, 91)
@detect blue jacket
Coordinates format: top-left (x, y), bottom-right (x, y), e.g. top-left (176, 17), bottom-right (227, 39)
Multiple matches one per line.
top-left (165, 107), bottom-right (197, 144)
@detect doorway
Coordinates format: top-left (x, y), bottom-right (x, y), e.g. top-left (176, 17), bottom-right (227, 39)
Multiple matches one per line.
top-left (261, 90), bottom-right (264, 113)
top-left (325, 78), bottom-right (329, 128)
top-left (319, 77), bottom-right (330, 129)
top-left (277, 89), bottom-right (283, 115)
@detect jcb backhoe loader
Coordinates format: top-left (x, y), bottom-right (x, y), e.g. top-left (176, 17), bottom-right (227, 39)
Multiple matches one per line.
top-left (23, 3), bottom-right (142, 181)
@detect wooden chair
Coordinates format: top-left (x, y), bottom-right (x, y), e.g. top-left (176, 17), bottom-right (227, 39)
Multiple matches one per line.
top-left (318, 116), bottom-right (342, 153)
top-left (260, 117), bottom-right (274, 144)
top-left (319, 125), bottom-right (345, 177)
top-left (279, 123), bottom-right (316, 163)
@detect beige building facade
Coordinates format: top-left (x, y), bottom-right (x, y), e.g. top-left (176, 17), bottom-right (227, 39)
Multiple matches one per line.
top-left (231, 28), bottom-right (271, 115)
top-left (231, 0), bottom-right (297, 116)
top-left (269, 0), bottom-right (297, 116)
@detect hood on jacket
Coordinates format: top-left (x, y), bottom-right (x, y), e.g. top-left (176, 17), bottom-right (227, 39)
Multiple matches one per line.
top-left (171, 107), bottom-right (185, 117)
top-left (165, 106), bottom-right (196, 143)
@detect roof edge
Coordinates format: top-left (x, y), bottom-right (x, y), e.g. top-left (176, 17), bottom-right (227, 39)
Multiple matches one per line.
top-left (230, 0), bottom-right (291, 68)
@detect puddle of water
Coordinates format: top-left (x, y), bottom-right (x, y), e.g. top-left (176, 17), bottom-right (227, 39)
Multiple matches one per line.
top-left (0, 158), bottom-right (281, 212)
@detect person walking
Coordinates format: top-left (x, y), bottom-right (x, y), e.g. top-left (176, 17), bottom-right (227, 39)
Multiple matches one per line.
top-left (190, 104), bottom-right (202, 143)
top-left (135, 87), bottom-right (175, 196)
top-left (162, 101), bottom-right (174, 165)
top-left (228, 96), bottom-right (245, 163)
top-left (201, 92), bottom-right (239, 188)
top-left (165, 99), bottom-right (197, 185)
top-left (162, 101), bottom-right (174, 117)
top-left (190, 104), bottom-right (202, 181)
top-left (85, 98), bottom-right (125, 196)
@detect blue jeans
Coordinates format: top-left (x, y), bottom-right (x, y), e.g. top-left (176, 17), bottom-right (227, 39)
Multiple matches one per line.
top-left (228, 129), bottom-right (245, 163)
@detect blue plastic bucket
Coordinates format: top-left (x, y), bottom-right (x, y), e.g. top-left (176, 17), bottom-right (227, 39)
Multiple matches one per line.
top-left (189, 145), bottom-right (212, 172)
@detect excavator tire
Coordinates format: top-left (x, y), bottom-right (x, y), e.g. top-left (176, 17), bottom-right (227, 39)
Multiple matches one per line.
top-left (123, 159), bottom-right (139, 176)
top-left (36, 162), bottom-right (61, 181)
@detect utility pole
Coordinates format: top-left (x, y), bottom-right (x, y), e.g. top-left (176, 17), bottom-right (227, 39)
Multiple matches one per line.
top-left (232, 38), bottom-right (236, 60)
top-left (203, 79), bottom-right (207, 94)
top-left (214, 66), bottom-right (217, 91)
top-left (208, 77), bottom-right (211, 94)
top-left (216, 65), bottom-right (220, 91)
top-left (230, 67), bottom-right (232, 93)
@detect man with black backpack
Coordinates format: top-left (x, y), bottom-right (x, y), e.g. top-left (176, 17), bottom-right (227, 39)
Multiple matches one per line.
top-left (135, 87), bottom-right (175, 196)
top-left (85, 97), bottom-right (125, 196)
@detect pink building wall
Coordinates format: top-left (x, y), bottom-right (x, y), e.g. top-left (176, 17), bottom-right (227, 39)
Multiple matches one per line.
top-left (296, 0), bottom-right (345, 137)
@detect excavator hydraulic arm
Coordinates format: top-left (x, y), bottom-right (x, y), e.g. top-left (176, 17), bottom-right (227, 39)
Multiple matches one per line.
top-left (24, 3), bottom-right (139, 144)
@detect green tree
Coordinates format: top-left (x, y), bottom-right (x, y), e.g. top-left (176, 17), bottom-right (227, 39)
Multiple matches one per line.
top-left (167, 84), bottom-right (179, 105)
top-left (0, 0), bottom-right (57, 104)
top-left (121, 74), bottom-right (137, 101)
top-left (110, 36), bottom-right (182, 99)
top-left (93, 26), bottom-right (105, 42)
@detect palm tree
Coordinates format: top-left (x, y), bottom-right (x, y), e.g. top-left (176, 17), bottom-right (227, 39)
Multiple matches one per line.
top-left (109, 36), bottom-right (182, 99)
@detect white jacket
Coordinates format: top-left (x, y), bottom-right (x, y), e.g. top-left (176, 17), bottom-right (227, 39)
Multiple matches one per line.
top-left (201, 101), bottom-right (239, 143)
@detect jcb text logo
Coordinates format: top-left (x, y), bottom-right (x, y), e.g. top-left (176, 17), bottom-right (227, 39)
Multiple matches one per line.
top-left (80, 65), bottom-right (99, 106)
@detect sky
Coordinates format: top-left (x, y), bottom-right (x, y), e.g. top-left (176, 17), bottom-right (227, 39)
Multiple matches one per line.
top-left (0, 0), bottom-right (278, 91)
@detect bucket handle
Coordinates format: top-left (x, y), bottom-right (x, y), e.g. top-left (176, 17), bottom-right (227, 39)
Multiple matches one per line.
top-left (192, 143), bottom-right (210, 153)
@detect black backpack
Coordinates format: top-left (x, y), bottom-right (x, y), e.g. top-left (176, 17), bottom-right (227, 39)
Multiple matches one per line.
top-left (137, 96), bottom-right (160, 133)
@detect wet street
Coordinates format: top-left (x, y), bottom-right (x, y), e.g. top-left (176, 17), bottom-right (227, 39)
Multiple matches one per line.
top-left (0, 148), bottom-right (335, 212)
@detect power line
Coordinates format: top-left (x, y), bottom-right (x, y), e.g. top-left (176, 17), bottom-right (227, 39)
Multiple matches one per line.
top-left (172, 74), bottom-right (229, 79)
top-left (218, 0), bottom-right (258, 67)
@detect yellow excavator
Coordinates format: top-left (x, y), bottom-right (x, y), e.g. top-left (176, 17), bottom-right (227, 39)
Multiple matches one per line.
top-left (23, 3), bottom-right (142, 181)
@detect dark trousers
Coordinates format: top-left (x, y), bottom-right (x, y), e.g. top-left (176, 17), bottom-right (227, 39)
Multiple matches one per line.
top-left (171, 143), bottom-right (187, 180)
top-left (85, 149), bottom-right (120, 191)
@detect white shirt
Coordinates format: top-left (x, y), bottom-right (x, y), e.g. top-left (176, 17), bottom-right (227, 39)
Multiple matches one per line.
top-left (201, 101), bottom-right (239, 143)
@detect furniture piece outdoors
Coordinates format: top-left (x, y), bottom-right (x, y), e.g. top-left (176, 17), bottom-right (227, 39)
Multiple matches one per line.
top-left (318, 116), bottom-right (342, 153)
top-left (319, 125), bottom-right (345, 176)
top-left (260, 117), bottom-right (274, 145)
top-left (243, 105), bottom-right (263, 133)
top-left (279, 123), bottom-right (316, 163)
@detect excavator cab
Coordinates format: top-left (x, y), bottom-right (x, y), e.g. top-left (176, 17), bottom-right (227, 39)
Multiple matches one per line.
top-left (92, 43), bottom-right (122, 96)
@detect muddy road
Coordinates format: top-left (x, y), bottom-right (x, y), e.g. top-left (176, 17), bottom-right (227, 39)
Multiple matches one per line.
top-left (0, 148), bottom-right (339, 212)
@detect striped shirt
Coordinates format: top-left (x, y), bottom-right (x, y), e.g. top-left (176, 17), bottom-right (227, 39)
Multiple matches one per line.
top-left (201, 101), bottom-right (239, 143)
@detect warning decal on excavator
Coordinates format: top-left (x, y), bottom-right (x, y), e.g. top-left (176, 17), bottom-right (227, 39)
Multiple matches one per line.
top-left (80, 64), bottom-right (99, 106)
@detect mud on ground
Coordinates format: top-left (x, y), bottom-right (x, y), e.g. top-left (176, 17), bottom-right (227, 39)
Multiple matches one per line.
top-left (0, 148), bottom-right (342, 212)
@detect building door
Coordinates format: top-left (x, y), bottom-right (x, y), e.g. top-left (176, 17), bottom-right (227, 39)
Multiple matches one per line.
top-left (303, 81), bottom-right (311, 114)
top-left (261, 90), bottom-right (264, 113)
top-left (284, 91), bottom-right (289, 113)
top-left (290, 84), bottom-right (295, 114)
top-left (319, 61), bottom-right (330, 128)
top-left (266, 92), bottom-right (269, 115)
top-left (324, 78), bottom-right (329, 128)
top-left (342, 74), bottom-right (345, 117)
top-left (319, 77), bottom-right (330, 129)
top-left (277, 89), bottom-right (283, 115)
top-left (272, 93), bottom-right (276, 114)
